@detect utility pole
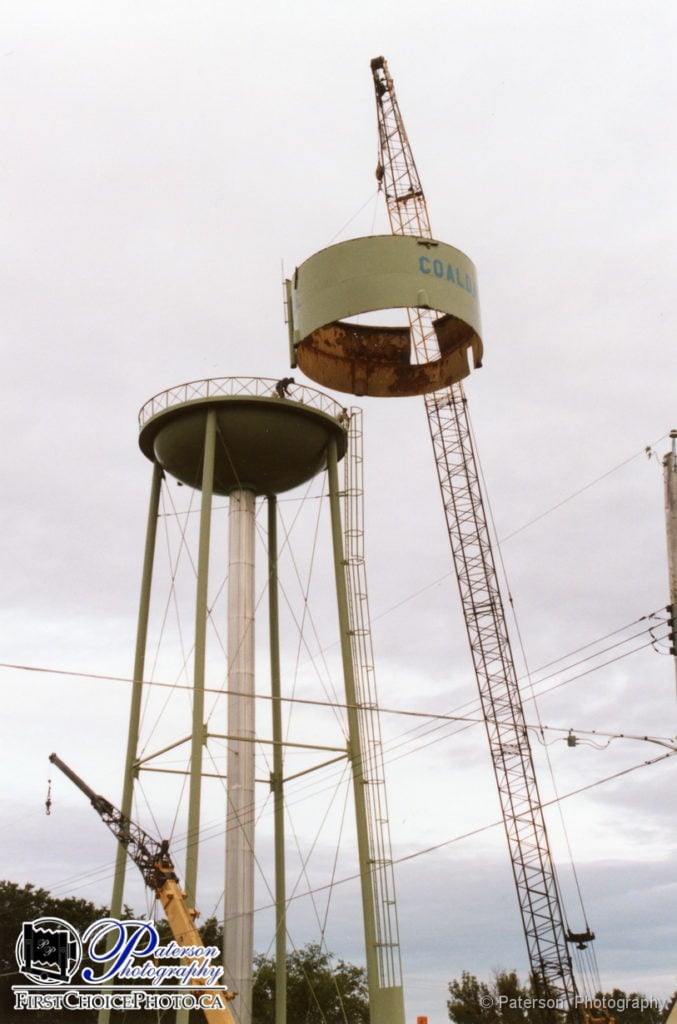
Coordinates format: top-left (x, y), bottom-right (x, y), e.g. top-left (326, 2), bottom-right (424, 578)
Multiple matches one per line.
top-left (664, 430), bottom-right (677, 691)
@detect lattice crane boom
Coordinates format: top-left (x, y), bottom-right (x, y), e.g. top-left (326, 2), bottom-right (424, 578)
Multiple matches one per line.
top-left (370, 55), bottom-right (588, 1011)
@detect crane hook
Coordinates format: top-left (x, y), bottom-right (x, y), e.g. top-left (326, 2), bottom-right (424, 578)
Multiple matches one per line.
top-left (45, 777), bottom-right (52, 816)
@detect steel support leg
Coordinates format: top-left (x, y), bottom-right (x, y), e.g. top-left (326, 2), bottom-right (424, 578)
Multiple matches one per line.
top-left (268, 495), bottom-right (287, 1024)
top-left (99, 460), bottom-right (162, 1024)
top-left (184, 408), bottom-right (217, 905)
top-left (326, 439), bottom-right (404, 1024)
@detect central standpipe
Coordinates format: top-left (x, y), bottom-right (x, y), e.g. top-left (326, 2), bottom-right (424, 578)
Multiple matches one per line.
top-left (224, 489), bottom-right (257, 1020)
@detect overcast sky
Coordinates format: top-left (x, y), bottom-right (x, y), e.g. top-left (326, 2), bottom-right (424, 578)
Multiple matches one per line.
top-left (1, 2), bottom-right (676, 1022)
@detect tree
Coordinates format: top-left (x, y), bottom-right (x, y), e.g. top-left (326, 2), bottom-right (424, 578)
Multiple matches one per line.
top-left (447, 969), bottom-right (535, 1024)
top-left (447, 970), bottom-right (675, 1024)
top-left (588, 989), bottom-right (670, 1024)
top-left (252, 942), bottom-right (369, 1024)
top-left (0, 880), bottom-right (112, 976)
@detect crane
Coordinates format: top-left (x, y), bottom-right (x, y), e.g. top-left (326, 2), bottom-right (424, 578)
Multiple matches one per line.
top-left (48, 753), bottom-right (236, 1024)
top-left (369, 55), bottom-right (595, 1012)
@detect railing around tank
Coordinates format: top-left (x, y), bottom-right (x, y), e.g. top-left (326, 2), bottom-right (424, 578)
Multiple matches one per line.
top-left (138, 376), bottom-right (348, 429)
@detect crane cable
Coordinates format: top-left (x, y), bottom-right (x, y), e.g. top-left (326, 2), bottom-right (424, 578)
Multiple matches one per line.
top-left (327, 189), bottom-right (381, 247)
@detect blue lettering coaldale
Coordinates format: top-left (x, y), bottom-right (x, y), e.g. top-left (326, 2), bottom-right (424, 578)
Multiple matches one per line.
top-left (418, 255), bottom-right (476, 297)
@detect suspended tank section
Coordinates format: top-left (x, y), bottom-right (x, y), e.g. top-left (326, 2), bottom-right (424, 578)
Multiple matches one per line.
top-left (285, 234), bottom-right (482, 397)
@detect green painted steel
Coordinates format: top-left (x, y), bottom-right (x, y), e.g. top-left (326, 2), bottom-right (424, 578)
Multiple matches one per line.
top-left (139, 395), bottom-right (347, 496)
top-left (184, 409), bottom-right (217, 910)
top-left (286, 235), bottom-right (482, 397)
top-left (100, 460), bottom-right (163, 1024)
top-left (267, 496), bottom-right (287, 1024)
top-left (326, 440), bottom-right (405, 1024)
top-left (289, 234), bottom-right (481, 341)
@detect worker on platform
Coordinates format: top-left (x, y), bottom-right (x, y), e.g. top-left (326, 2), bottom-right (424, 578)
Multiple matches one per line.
top-left (275, 377), bottom-right (295, 398)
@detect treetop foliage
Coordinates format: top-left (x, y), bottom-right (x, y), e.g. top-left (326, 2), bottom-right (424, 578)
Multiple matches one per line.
top-left (253, 942), bottom-right (369, 1024)
top-left (447, 969), bottom-right (675, 1024)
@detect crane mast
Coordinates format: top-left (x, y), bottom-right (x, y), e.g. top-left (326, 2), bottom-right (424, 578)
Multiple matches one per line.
top-left (370, 56), bottom-right (583, 1009)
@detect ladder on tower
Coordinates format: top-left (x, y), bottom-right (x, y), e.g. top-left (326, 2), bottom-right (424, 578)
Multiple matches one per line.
top-left (370, 55), bottom-right (582, 1009)
top-left (342, 407), bottom-right (404, 993)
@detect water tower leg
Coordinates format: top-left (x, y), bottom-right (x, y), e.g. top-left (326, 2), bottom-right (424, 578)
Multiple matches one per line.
top-left (224, 487), bottom-right (256, 1024)
top-left (267, 495), bottom-right (287, 1024)
top-left (183, 409), bottom-right (217, 907)
top-left (326, 440), bottom-right (405, 1024)
top-left (98, 459), bottom-right (163, 1024)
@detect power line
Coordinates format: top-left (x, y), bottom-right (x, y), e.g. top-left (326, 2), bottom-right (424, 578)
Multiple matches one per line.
top-left (363, 436), bottom-right (672, 627)
top-left (24, 741), bottom-right (674, 915)
top-left (247, 748), bottom-right (677, 914)
top-left (0, 638), bottom-right (663, 739)
top-left (498, 433), bottom-right (670, 543)
top-left (0, 619), bottom-right (669, 748)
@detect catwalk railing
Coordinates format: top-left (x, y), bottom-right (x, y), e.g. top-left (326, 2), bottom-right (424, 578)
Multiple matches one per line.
top-left (139, 376), bottom-right (346, 428)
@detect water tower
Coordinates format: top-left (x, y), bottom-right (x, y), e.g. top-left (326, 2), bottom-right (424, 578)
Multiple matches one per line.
top-left (107, 377), bottom-right (404, 1024)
